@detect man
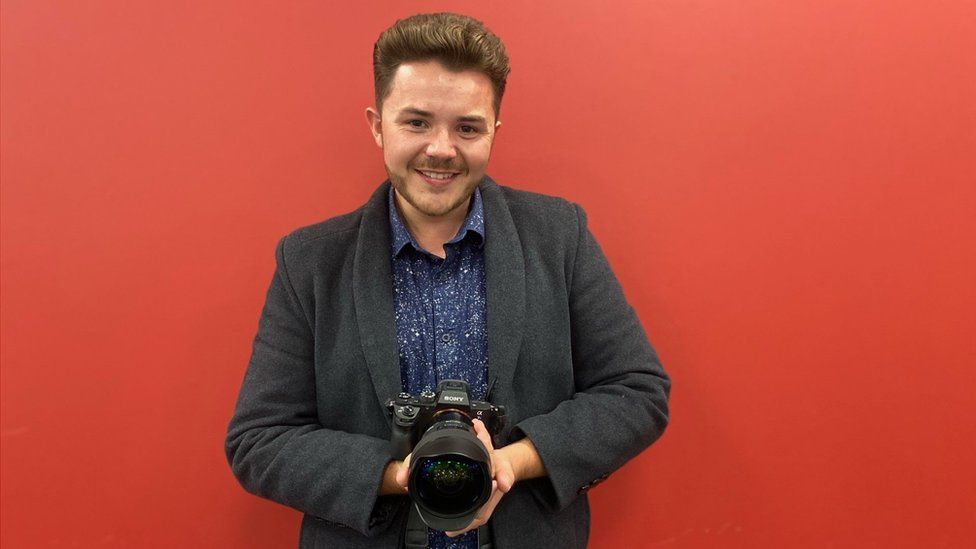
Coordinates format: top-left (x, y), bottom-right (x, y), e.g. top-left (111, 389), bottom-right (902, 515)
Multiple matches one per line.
top-left (226, 12), bottom-right (670, 549)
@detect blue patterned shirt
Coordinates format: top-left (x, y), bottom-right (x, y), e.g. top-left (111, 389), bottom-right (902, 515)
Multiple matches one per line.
top-left (388, 187), bottom-right (488, 549)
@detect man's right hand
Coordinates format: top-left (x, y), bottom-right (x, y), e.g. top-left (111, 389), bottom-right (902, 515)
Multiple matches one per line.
top-left (379, 455), bottom-right (410, 495)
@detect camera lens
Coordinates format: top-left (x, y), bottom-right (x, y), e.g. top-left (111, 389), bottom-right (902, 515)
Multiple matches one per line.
top-left (414, 455), bottom-right (488, 515)
top-left (407, 419), bottom-right (493, 530)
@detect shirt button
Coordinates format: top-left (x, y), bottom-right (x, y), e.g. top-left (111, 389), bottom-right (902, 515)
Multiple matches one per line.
top-left (441, 333), bottom-right (452, 343)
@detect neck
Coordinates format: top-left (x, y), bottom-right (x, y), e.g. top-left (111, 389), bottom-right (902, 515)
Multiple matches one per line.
top-left (394, 194), bottom-right (469, 259)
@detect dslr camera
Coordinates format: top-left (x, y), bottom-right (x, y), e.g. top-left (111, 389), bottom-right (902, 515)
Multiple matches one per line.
top-left (388, 379), bottom-right (506, 532)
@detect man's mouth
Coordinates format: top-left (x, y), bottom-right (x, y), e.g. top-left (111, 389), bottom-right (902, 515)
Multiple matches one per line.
top-left (415, 169), bottom-right (461, 186)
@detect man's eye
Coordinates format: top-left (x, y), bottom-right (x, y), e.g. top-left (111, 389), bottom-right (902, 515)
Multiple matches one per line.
top-left (408, 120), bottom-right (427, 128)
top-left (459, 125), bottom-right (478, 134)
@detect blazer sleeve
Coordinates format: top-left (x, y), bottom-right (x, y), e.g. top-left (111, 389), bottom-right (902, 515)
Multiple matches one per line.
top-left (512, 204), bottom-right (671, 511)
top-left (224, 235), bottom-right (399, 537)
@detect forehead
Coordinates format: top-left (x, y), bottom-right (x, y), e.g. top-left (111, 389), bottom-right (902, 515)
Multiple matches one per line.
top-left (384, 60), bottom-right (494, 120)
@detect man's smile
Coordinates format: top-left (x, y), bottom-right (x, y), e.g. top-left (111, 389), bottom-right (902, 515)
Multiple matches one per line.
top-left (415, 169), bottom-right (461, 187)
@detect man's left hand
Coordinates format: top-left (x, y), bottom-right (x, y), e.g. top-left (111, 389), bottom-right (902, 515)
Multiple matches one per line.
top-left (444, 418), bottom-right (516, 538)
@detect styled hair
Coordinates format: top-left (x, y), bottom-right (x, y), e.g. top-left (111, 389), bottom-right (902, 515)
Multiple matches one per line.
top-left (372, 13), bottom-right (511, 117)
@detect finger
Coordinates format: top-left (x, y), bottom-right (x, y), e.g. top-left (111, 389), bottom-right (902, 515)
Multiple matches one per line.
top-left (395, 453), bottom-right (411, 489)
top-left (470, 419), bottom-right (496, 479)
top-left (475, 480), bottom-right (505, 523)
top-left (495, 459), bottom-right (515, 493)
top-left (472, 418), bottom-right (495, 473)
top-left (446, 480), bottom-right (503, 537)
top-left (472, 419), bottom-right (494, 451)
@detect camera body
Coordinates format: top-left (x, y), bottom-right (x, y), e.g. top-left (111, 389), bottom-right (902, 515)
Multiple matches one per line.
top-left (388, 380), bottom-right (507, 532)
top-left (389, 379), bottom-right (506, 458)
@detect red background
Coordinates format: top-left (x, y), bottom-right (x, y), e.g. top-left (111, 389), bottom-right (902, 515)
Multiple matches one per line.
top-left (2, 1), bottom-right (974, 547)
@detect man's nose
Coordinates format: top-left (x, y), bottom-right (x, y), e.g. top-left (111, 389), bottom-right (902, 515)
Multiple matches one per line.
top-left (425, 127), bottom-right (457, 159)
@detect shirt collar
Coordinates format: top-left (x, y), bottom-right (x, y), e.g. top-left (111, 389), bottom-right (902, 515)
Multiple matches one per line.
top-left (388, 185), bottom-right (485, 258)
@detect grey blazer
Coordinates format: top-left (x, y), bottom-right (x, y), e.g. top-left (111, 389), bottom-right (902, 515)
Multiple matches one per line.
top-left (225, 177), bottom-right (670, 548)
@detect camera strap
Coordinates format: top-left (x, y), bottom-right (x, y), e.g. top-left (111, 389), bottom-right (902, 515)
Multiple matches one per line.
top-left (477, 524), bottom-right (493, 548)
top-left (401, 505), bottom-right (494, 549)
top-left (403, 504), bottom-right (428, 549)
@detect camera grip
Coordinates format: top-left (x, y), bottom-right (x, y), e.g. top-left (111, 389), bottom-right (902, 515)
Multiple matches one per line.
top-left (390, 423), bottom-right (413, 460)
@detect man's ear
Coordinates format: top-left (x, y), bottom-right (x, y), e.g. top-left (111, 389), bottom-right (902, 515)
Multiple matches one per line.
top-left (365, 107), bottom-right (383, 148)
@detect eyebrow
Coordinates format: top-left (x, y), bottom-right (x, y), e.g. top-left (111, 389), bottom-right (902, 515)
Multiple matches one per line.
top-left (399, 107), bottom-right (488, 125)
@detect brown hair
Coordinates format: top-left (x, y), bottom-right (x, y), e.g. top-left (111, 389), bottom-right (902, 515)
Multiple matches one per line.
top-left (373, 13), bottom-right (511, 117)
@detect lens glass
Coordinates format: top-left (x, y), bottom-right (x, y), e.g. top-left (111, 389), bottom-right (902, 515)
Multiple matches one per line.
top-left (414, 455), bottom-right (487, 516)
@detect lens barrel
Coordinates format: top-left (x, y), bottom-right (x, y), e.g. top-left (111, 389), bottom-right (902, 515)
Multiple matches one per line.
top-left (407, 420), bottom-right (492, 532)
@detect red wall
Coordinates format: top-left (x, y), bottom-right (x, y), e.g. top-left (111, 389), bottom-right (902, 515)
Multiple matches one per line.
top-left (2, 1), bottom-right (974, 547)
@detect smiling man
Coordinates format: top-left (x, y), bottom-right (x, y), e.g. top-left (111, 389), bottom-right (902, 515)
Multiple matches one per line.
top-left (226, 13), bottom-right (670, 549)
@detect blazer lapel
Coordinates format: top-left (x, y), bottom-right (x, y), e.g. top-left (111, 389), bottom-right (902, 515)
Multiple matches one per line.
top-left (353, 181), bottom-right (402, 418)
top-left (480, 177), bottom-right (526, 402)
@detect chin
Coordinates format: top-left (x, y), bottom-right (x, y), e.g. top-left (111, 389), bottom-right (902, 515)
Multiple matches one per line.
top-left (396, 175), bottom-right (480, 218)
top-left (416, 195), bottom-right (468, 218)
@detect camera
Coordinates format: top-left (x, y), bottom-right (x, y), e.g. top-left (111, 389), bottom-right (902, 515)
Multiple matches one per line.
top-left (388, 379), bottom-right (507, 532)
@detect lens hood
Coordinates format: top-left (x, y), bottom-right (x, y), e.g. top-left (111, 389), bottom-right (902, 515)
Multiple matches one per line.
top-left (407, 422), bottom-right (492, 532)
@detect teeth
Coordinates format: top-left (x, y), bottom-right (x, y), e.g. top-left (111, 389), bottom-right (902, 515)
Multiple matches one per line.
top-left (419, 170), bottom-right (456, 180)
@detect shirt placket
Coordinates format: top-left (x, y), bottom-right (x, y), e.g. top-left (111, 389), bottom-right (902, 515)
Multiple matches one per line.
top-left (432, 247), bottom-right (460, 385)
top-left (413, 253), bottom-right (438, 393)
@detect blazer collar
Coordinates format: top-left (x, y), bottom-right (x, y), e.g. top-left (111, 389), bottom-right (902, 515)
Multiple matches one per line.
top-left (353, 177), bottom-right (526, 419)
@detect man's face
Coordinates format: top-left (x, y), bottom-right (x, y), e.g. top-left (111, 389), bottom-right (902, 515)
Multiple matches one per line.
top-left (366, 60), bottom-right (500, 221)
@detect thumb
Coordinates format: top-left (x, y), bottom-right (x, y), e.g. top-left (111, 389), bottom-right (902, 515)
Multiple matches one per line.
top-left (496, 459), bottom-right (515, 493)
top-left (396, 453), bottom-right (411, 489)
